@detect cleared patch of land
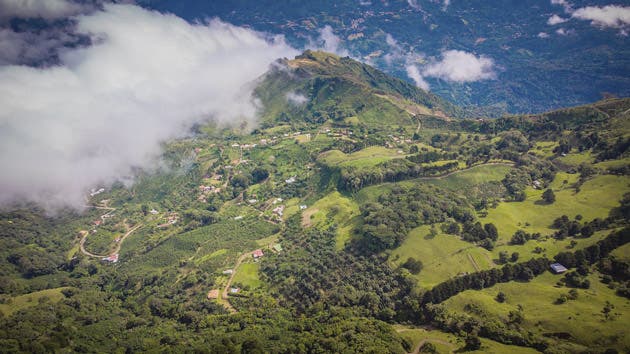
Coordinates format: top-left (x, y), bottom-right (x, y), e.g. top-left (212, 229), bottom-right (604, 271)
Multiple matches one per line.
top-left (444, 272), bottom-right (630, 352)
top-left (0, 287), bottom-right (69, 316)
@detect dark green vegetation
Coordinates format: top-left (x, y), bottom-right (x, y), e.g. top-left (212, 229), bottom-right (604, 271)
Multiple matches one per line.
top-left (0, 52), bottom-right (628, 353)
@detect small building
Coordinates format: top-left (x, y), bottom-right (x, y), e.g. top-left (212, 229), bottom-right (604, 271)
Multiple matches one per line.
top-left (103, 253), bottom-right (119, 263)
top-left (285, 176), bottom-right (296, 184)
top-left (252, 249), bottom-right (264, 259)
top-left (149, 209), bottom-right (159, 215)
top-left (207, 289), bottom-right (219, 299)
top-left (230, 287), bottom-right (240, 294)
top-left (550, 263), bottom-right (568, 274)
top-left (299, 205), bottom-right (307, 210)
top-left (272, 244), bottom-right (283, 253)
top-left (222, 269), bottom-right (234, 275)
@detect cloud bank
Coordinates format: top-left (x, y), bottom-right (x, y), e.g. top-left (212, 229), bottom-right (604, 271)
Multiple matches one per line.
top-left (0, 4), bottom-right (296, 209)
top-left (422, 50), bottom-right (495, 82)
top-left (572, 5), bottom-right (630, 29)
top-left (0, 0), bottom-right (90, 22)
top-left (547, 14), bottom-right (568, 25)
top-left (315, 25), bottom-right (349, 57)
top-left (286, 91), bottom-right (308, 105)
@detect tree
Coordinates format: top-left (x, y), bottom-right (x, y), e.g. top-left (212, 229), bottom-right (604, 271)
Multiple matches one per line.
top-left (251, 167), bottom-right (269, 183)
top-left (542, 188), bottom-right (556, 203)
top-left (402, 257), bottom-right (423, 275)
top-left (419, 342), bottom-right (437, 353)
top-left (496, 292), bottom-right (506, 303)
top-left (464, 335), bottom-right (481, 351)
top-left (499, 251), bottom-right (509, 264)
top-left (141, 204), bottom-right (149, 216)
top-left (602, 301), bottom-right (614, 321)
top-left (510, 252), bottom-right (520, 262)
top-left (484, 223), bottom-right (499, 241)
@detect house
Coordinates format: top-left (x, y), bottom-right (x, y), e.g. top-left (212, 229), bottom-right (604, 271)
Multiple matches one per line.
top-left (285, 176), bottom-right (296, 184)
top-left (299, 205), bottom-right (307, 210)
top-left (272, 205), bottom-right (285, 217)
top-left (103, 253), bottom-right (119, 263)
top-left (252, 249), bottom-right (264, 259)
top-left (149, 209), bottom-right (159, 215)
top-left (230, 287), bottom-right (240, 294)
top-left (550, 263), bottom-right (568, 274)
top-left (94, 220), bottom-right (102, 226)
top-left (272, 244), bottom-right (283, 253)
top-left (222, 269), bottom-right (234, 275)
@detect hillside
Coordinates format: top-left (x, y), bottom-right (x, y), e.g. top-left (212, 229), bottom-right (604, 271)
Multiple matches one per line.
top-left (0, 53), bottom-right (628, 353)
top-left (255, 50), bottom-right (467, 128)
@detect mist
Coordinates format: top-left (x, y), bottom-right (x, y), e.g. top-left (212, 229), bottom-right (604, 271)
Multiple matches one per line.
top-left (0, 4), bottom-right (296, 210)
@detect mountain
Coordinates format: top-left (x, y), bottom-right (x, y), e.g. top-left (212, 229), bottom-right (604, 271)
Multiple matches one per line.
top-left (141, 0), bottom-right (630, 114)
top-left (255, 50), bottom-right (467, 128)
top-left (0, 51), bottom-right (628, 353)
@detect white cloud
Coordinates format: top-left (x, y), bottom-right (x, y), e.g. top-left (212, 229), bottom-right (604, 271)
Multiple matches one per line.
top-left (405, 65), bottom-right (429, 90)
top-left (443, 0), bottom-right (451, 9)
top-left (550, 0), bottom-right (573, 13)
top-left (547, 14), bottom-right (568, 25)
top-left (315, 25), bottom-right (349, 57)
top-left (407, 0), bottom-right (420, 10)
top-left (0, 0), bottom-right (89, 22)
top-left (537, 32), bottom-right (550, 38)
top-left (0, 4), bottom-right (296, 210)
top-left (555, 27), bottom-right (572, 35)
top-left (359, 0), bottom-right (372, 5)
top-left (422, 50), bottom-right (495, 83)
top-left (286, 91), bottom-right (308, 105)
top-left (572, 5), bottom-right (630, 29)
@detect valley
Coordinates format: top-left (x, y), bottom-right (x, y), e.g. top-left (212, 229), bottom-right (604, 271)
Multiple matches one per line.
top-left (0, 51), bottom-right (628, 353)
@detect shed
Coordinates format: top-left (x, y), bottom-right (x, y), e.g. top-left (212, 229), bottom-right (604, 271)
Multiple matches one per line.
top-left (550, 263), bottom-right (568, 274)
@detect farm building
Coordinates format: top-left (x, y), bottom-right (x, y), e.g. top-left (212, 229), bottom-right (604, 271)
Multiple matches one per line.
top-left (252, 249), bottom-right (264, 259)
top-left (550, 263), bottom-right (568, 274)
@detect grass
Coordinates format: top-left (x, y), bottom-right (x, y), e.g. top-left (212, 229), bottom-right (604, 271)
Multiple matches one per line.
top-left (391, 225), bottom-right (495, 289)
top-left (611, 243), bottom-right (630, 262)
top-left (193, 248), bottom-right (227, 266)
top-left (0, 287), bottom-right (69, 316)
top-left (303, 191), bottom-right (360, 250)
top-left (317, 146), bottom-right (405, 168)
top-left (530, 141), bottom-right (559, 158)
top-left (232, 262), bottom-right (262, 289)
top-left (482, 173), bottom-right (629, 245)
top-left (419, 164), bottom-right (512, 190)
top-left (594, 157), bottom-right (630, 170)
top-left (556, 150), bottom-right (594, 166)
top-left (394, 325), bottom-right (538, 353)
top-left (444, 272), bottom-right (630, 352)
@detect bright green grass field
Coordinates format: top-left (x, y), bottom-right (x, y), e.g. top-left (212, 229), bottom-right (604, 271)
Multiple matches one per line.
top-left (318, 146), bottom-right (405, 168)
top-left (394, 325), bottom-right (539, 354)
top-left (444, 272), bottom-right (630, 351)
top-left (391, 225), bottom-right (495, 289)
top-left (232, 262), bottom-right (262, 289)
top-left (611, 243), bottom-right (630, 262)
top-left (0, 287), bottom-right (69, 316)
top-left (419, 164), bottom-right (512, 190)
top-left (482, 173), bottom-right (629, 244)
top-left (304, 191), bottom-right (360, 250)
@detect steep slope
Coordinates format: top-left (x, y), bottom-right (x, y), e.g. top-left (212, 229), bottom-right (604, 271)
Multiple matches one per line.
top-left (255, 50), bottom-right (466, 128)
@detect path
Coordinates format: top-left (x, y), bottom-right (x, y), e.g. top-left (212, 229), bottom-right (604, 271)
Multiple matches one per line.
top-left (467, 253), bottom-right (481, 272)
top-left (219, 251), bottom-right (253, 313)
top-left (411, 339), bottom-right (456, 354)
top-left (395, 327), bottom-right (457, 354)
top-left (78, 204), bottom-right (142, 259)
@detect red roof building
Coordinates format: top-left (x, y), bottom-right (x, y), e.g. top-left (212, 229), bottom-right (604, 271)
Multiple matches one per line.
top-left (252, 249), bottom-right (264, 258)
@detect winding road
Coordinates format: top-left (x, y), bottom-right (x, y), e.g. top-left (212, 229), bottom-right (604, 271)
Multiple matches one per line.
top-left (78, 204), bottom-right (142, 259)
